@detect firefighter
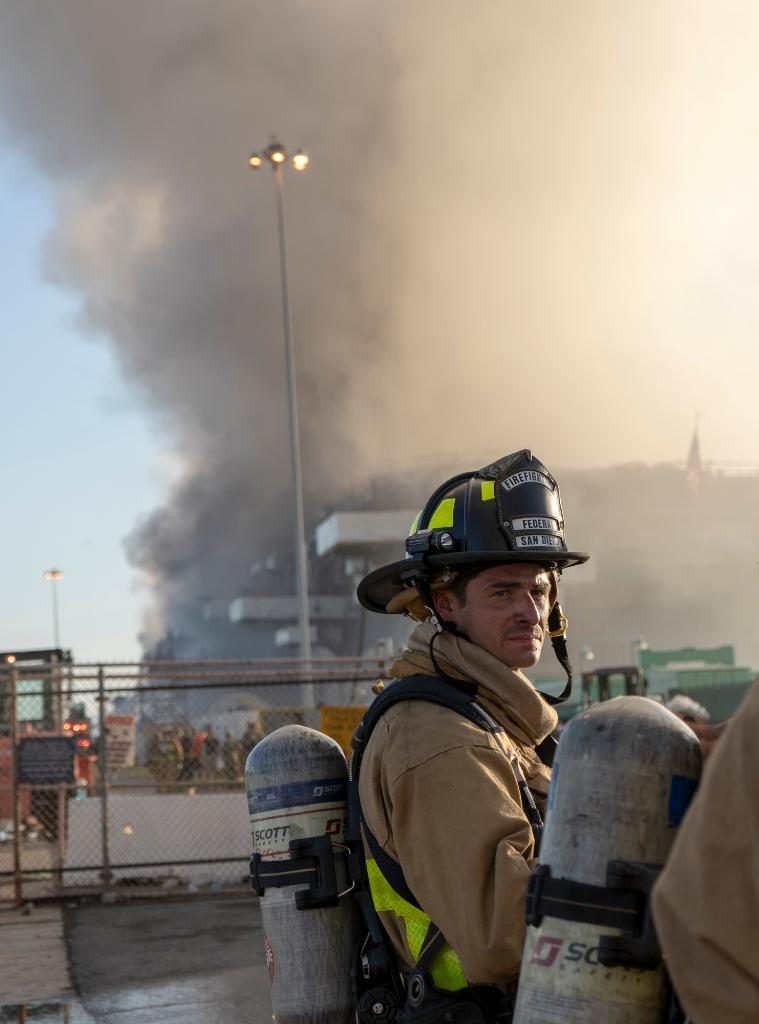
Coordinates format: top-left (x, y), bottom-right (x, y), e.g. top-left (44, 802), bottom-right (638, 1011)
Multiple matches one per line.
top-left (653, 678), bottom-right (759, 1024)
top-left (355, 450), bottom-right (589, 1002)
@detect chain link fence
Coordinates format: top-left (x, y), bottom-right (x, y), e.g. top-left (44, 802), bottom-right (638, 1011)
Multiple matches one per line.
top-left (0, 656), bottom-right (388, 905)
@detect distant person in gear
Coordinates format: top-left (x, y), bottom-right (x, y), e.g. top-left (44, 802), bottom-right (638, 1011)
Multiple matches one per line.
top-left (354, 450), bottom-right (589, 999)
top-left (665, 693), bottom-right (726, 759)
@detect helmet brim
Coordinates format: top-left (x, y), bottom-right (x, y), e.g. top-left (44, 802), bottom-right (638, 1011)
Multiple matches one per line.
top-left (357, 549), bottom-right (590, 614)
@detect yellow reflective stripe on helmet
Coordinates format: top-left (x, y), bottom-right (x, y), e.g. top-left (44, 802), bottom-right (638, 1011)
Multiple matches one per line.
top-left (365, 858), bottom-right (467, 991)
top-left (408, 511), bottom-right (422, 536)
top-left (428, 498), bottom-right (455, 530)
top-left (480, 480), bottom-right (495, 502)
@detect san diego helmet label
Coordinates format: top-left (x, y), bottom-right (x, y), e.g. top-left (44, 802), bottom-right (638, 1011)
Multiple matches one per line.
top-left (515, 533), bottom-right (562, 549)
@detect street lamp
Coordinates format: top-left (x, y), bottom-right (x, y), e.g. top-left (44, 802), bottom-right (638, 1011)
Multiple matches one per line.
top-left (579, 645), bottom-right (595, 668)
top-left (43, 568), bottom-right (64, 649)
top-left (248, 138), bottom-right (312, 665)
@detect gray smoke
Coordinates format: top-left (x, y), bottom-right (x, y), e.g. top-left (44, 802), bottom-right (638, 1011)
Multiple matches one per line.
top-left (2, 2), bottom-right (759, 655)
top-left (0, 0), bottom-right (402, 646)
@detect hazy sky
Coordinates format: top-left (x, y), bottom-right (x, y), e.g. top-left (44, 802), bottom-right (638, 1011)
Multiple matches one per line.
top-left (1, 137), bottom-right (167, 659)
top-left (3, 2), bottom-right (759, 659)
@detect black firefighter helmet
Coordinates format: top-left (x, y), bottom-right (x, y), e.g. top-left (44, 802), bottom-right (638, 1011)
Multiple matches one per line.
top-left (357, 449), bottom-right (589, 615)
top-left (356, 450), bottom-right (590, 706)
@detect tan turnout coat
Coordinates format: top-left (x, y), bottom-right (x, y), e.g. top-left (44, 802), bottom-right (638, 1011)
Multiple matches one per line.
top-left (653, 679), bottom-right (759, 1024)
top-left (358, 622), bottom-right (557, 986)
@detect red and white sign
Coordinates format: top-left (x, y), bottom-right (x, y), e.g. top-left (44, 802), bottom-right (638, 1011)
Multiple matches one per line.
top-left (105, 714), bottom-right (136, 768)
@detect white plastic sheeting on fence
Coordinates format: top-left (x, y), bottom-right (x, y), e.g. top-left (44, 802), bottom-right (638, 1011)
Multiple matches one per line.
top-left (64, 791), bottom-right (251, 888)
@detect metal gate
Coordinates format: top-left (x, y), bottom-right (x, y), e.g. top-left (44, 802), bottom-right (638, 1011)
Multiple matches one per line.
top-left (0, 655), bottom-right (386, 904)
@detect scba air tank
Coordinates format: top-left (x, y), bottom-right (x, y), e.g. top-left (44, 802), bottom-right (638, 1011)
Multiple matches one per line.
top-left (513, 696), bottom-right (701, 1024)
top-left (245, 725), bottom-right (361, 1024)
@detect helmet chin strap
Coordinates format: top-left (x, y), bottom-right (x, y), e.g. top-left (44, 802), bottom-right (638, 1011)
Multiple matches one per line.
top-left (417, 570), bottom-right (573, 705)
top-left (540, 602), bottom-right (573, 705)
top-left (416, 572), bottom-right (454, 636)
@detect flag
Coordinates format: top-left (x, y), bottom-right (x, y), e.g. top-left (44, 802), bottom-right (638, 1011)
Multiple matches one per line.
top-left (686, 428), bottom-right (702, 493)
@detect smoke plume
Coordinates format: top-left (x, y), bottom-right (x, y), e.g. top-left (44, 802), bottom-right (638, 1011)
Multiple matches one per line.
top-left (2, 2), bottom-right (759, 655)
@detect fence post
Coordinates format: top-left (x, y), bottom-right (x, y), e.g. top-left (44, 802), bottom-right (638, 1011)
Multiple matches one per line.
top-left (9, 667), bottom-right (22, 908)
top-left (97, 665), bottom-right (112, 891)
top-left (53, 659), bottom-right (66, 896)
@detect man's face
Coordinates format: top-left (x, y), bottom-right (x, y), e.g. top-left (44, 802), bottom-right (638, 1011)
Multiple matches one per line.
top-left (432, 563), bottom-right (553, 669)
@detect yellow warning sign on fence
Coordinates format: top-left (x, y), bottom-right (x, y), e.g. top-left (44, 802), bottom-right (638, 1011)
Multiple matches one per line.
top-left (320, 705), bottom-right (367, 755)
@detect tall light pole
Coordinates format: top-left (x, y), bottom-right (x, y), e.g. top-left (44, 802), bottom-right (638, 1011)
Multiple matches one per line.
top-left (43, 568), bottom-right (64, 649)
top-left (249, 139), bottom-right (312, 665)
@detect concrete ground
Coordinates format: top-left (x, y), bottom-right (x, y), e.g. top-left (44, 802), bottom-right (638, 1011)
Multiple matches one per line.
top-left (0, 905), bottom-right (73, 1005)
top-left (0, 896), bottom-right (271, 1024)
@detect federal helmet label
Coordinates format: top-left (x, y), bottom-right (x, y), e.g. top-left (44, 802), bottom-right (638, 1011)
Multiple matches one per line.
top-left (511, 516), bottom-right (560, 533)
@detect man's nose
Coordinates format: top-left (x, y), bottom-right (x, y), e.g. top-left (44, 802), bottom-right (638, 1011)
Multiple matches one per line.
top-left (514, 590), bottom-right (541, 625)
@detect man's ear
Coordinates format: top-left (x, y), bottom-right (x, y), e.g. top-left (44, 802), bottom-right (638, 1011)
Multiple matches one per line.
top-left (432, 588), bottom-right (457, 624)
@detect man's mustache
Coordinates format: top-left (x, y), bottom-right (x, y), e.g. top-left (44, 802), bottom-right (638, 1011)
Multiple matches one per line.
top-left (502, 628), bottom-right (544, 640)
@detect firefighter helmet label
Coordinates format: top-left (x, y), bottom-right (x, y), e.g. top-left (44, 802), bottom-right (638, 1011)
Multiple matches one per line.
top-left (511, 516), bottom-right (560, 533)
top-left (502, 470), bottom-right (552, 492)
top-left (515, 533), bottom-right (562, 549)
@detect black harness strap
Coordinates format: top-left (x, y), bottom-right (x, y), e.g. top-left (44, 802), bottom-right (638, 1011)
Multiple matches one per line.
top-left (251, 854), bottom-right (320, 893)
top-left (353, 675), bottom-right (481, 743)
top-left (525, 861), bottom-right (663, 970)
top-left (511, 759), bottom-right (544, 856)
top-left (351, 674), bottom-right (549, 910)
top-left (534, 732), bottom-right (557, 767)
top-left (416, 922), bottom-right (449, 973)
top-left (525, 864), bottom-right (641, 931)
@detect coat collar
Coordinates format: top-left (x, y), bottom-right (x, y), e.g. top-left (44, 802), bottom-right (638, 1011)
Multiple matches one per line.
top-left (389, 622), bottom-right (558, 746)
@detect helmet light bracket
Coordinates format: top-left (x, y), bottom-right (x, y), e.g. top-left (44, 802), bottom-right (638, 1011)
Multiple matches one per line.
top-left (405, 529), bottom-right (456, 558)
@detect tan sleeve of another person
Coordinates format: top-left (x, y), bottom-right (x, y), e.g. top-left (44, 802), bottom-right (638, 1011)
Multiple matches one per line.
top-left (652, 680), bottom-right (759, 1024)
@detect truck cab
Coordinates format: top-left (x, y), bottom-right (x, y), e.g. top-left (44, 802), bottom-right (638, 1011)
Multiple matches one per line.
top-left (581, 666), bottom-right (647, 708)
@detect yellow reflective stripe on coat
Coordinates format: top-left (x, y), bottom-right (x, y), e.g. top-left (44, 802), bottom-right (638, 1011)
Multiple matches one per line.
top-left (365, 858), bottom-right (467, 991)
